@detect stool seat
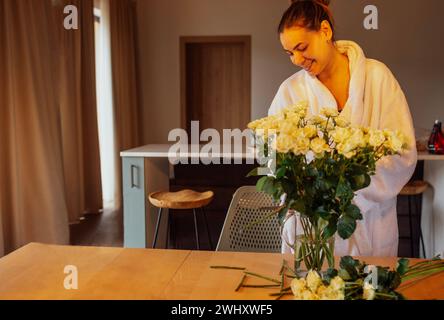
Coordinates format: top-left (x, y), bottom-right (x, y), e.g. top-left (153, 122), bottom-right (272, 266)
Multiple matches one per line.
top-left (149, 189), bottom-right (214, 209)
top-left (400, 181), bottom-right (429, 196)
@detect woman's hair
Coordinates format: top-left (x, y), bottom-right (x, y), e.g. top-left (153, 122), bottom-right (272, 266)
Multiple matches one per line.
top-left (278, 0), bottom-right (335, 40)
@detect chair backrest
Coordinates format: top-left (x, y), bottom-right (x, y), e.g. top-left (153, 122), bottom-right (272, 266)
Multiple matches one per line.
top-left (216, 186), bottom-right (282, 253)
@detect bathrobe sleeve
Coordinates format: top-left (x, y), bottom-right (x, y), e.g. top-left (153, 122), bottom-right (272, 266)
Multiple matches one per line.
top-left (354, 66), bottom-right (417, 212)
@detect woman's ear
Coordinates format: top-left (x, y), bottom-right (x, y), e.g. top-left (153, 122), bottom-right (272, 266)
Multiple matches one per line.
top-left (320, 20), bottom-right (333, 41)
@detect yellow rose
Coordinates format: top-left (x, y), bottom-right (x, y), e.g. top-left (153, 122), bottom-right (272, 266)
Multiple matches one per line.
top-left (247, 118), bottom-right (265, 131)
top-left (384, 130), bottom-right (405, 153)
top-left (310, 137), bottom-right (330, 155)
top-left (348, 128), bottom-right (367, 148)
top-left (291, 278), bottom-right (307, 299)
top-left (319, 277), bottom-right (345, 300)
top-left (303, 125), bottom-right (318, 138)
top-left (286, 112), bottom-right (301, 125)
top-left (309, 115), bottom-right (326, 125)
top-left (306, 270), bottom-right (322, 293)
top-left (302, 290), bottom-right (320, 300)
top-left (335, 116), bottom-right (350, 128)
top-left (321, 107), bottom-right (339, 118)
top-left (337, 141), bottom-right (354, 153)
top-left (337, 141), bottom-right (357, 159)
top-left (330, 127), bottom-right (352, 144)
top-left (316, 285), bottom-right (328, 296)
top-left (286, 101), bottom-right (309, 118)
top-left (329, 276), bottom-right (345, 292)
top-left (279, 121), bottom-right (298, 135)
top-left (292, 136), bottom-right (311, 155)
top-left (363, 282), bottom-right (376, 300)
top-left (276, 134), bottom-right (293, 153)
top-left (368, 130), bottom-right (386, 147)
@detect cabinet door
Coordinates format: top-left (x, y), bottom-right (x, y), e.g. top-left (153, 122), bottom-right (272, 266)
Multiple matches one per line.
top-left (122, 157), bottom-right (146, 248)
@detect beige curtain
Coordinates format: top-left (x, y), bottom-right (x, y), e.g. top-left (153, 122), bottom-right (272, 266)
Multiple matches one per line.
top-left (55, 0), bottom-right (103, 222)
top-left (109, 0), bottom-right (142, 209)
top-left (0, 0), bottom-right (69, 256)
top-left (0, 0), bottom-right (103, 256)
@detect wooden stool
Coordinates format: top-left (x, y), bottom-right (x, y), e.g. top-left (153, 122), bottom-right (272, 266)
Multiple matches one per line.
top-left (148, 189), bottom-right (214, 250)
top-left (400, 181), bottom-right (428, 258)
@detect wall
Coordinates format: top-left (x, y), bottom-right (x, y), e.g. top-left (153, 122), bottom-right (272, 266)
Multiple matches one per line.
top-left (136, 0), bottom-right (444, 143)
top-left (331, 0), bottom-right (444, 135)
top-left (136, 0), bottom-right (291, 143)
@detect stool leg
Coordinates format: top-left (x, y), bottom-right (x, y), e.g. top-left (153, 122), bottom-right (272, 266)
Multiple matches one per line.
top-left (153, 207), bottom-right (163, 248)
top-left (193, 209), bottom-right (200, 250)
top-left (407, 196), bottom-right (415, 257)
top-left (415, 194), bottom-right (427, 258)
top-left (201, 207), bottom-right (213, 250)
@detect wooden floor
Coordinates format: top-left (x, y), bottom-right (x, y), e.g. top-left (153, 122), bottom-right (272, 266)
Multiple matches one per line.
top-left (69, 207), bottom-right (123, 247)
top-left (69, 206), bottom-right (218, 250)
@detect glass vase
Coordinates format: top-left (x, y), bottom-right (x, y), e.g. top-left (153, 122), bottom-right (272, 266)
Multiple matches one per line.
top-left (293, 216), bottom-right (335, 276)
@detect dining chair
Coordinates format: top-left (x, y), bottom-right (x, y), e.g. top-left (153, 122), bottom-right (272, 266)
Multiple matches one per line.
top-left (216, 186), bottom-right (283, 253)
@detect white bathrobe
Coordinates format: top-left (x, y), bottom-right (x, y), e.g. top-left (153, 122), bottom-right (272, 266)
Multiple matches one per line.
top-left (270, 40), bottom-right (417, 257)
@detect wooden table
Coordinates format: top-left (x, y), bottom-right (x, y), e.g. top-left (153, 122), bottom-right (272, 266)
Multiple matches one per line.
top-left (0, 243), bottom-right (443, 300)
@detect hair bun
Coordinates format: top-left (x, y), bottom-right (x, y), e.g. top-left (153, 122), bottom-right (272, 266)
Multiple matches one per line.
top-left (291, 0), bottom-right (331, 6)
top-left (314, 0), bottom-right (330, 6)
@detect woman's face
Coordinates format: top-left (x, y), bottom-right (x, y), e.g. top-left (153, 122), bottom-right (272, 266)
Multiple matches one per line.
top-left (280, 21), bottom-right (334, 77)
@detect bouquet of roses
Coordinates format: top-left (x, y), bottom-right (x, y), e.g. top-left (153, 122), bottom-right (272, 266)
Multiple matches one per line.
top-left (289, 255), bottom-right (444, 300)
top-left (247, 101), bottom-right (408, 272)
top-left (210, 255), bottom-right (444, 300)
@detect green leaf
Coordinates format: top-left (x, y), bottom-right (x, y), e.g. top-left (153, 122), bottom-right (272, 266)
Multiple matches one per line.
top-left (339, 256), bottom-right (359, 281)
top-left (337, 215), bottom-right (357, 239)
top-left (246, 167), bottom-right (259, 177)
top-left (322, 219), bottom-right (337, 239)
top-left (281, 179), bottom-right (295, 196)
top-left (396, 258), bottom-right (409, 276)
top-left (324, 268), bottom-right (339, 283)
top-left (345, 204), bottom-right (363, 220)
top-left (336, 179), bottom-right (352, 198)
top-left (275, 167), bottom-right (286, 179)
top-left (375, 266), bottom-right (390, 289)
top-left (262, 177), bottom-right (275, 195)
top-left (291, 198), bottom-right (305, 215)
top-left (390, 272), bottom-right (402, 290)
top-left (256, 176), bottom-right (268, 192)
top-left (315, 206), bottom-right (330, 220)
top-left (339, 256), bottom-right (359, 269)
top-left (338, 269), bottom-right (352, 281)
top-left (352, 174), bottom-right (371, 191)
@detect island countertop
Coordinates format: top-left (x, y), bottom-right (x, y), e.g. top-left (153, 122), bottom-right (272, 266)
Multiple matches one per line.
top-left (120, 144), bottom-right (443, 161)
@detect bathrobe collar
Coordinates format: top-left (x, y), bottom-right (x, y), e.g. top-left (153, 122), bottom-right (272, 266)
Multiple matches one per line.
top-left (304, 40), bottom-right (367, 126)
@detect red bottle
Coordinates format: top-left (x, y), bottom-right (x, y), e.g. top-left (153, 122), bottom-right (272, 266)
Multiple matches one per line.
top-left (428, 120), bottom-right (444, 154)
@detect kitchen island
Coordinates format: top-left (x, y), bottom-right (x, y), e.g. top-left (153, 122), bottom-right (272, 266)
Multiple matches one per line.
top-left (121, 145), bottom-right (444, 258)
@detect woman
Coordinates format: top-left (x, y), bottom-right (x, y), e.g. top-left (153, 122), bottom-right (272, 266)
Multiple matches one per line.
top-left (272, 0), bottom-right (417, 257)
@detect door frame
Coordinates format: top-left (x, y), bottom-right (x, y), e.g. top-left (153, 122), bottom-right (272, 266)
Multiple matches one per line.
top-left (179, 35), bottom-right (252, 131)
